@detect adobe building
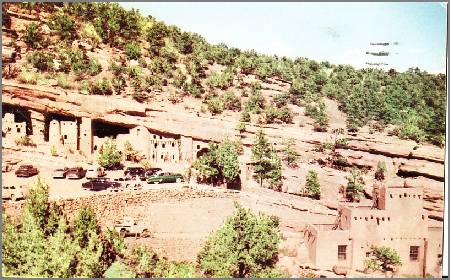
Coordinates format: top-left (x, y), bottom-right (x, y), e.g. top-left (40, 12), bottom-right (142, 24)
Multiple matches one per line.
top-left (2, 103), bottom-right (211, 166)
top-left (304, 183), bottom-right (443, 277)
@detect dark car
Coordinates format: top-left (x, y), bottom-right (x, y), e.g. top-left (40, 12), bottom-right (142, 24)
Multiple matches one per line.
top-left (143, 168), bottom-right (162, 179)
top-left (124, 167), bottom-right (145, 180)
top-left (66, 167), bottom-right (86, 179)
top-left (147, 171), bottom-right (184, 184)
top-left (82, 178), bottom-right (121, 191)
top-left (124, 167), bottom-right (162, 181)
top-left (15, 164), bottom-right (39, 177)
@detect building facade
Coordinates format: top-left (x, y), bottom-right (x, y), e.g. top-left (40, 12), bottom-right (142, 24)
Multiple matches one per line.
top-left (304, 184), bottom-right (443, 277)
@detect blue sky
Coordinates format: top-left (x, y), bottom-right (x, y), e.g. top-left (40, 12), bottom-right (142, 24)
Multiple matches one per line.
top-left (121, 2), bottom-right (447, 74)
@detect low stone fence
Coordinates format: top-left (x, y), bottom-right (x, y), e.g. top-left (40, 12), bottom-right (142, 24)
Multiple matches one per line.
top-left (2, 188), bottom-right (239, 228)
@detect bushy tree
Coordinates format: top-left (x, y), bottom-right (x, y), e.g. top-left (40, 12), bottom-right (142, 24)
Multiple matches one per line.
top-left (193, 138), bottom-right (240, 186)
top-left (251, 129), bottom-right (283, 190)
top-left (124, 42), bottom-right (141, 60)
top-left (366, 246), bottom-right (402, 276)
top-left (374, 161), bottom-right (387, 181)
top-left (23, 22), bottom-right (48, 49)
top-left (197, 203), bottom-right (284, 278)
top-left (97, 138), bottom-right (121, 169)
top-left (282, 138), bottom-right (299, 167)
top-left (27, 51), bottom-right (54, 72)
top-left (48, 12), bottom-right (76, 41)
top-left (345, 169), bottom-right (365, 202)
top-left (206, 96), bottom-right (225, 115)
top-left (305, 170), bottom-right (321, 199)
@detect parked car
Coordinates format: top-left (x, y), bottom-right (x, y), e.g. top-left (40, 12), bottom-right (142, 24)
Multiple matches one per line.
top-left (82, 178), bottom-right (121, 191)
top-left (66, 167), bottom-right (86, 179)
top-left (15, 164), bottom-right (39, 177)
top-left (114, 217), bottom-right (150, 238)
top-left (52, 168), bottom-right (69, 179)
top-left (144, 167), bottom-right (162, 178)
top-left (124, 167), bottom-right (145, 180)
top-left (147, 171), bottom-right (184, 184)
top-left (2, 185), bottom-right (24, 201)
top-left (86, 167), bottom-right (106, 179)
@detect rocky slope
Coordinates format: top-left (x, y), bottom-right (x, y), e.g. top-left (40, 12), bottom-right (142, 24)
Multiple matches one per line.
top-left (2, 4), bottom-right (445, 222)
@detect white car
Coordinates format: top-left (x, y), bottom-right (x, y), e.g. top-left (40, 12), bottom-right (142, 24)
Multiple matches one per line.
top-left (85, 167), bottom-right (106, 179)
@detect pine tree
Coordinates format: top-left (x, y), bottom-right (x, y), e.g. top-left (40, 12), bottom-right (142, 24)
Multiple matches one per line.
top-left (305, 170), bottom-right (321, 199)
top-left (282, 138), bottom-right (299, 167)
top-left (197, 203), bottom-right (285, 278)
top-left (97, 138), bottom-right (122, 169)
top-left (251, 129), bottom-right (272, 188)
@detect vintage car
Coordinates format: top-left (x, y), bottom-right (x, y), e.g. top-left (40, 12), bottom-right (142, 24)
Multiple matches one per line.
top-left (2, 185), bottom-right (24, 201)
top-left (147, 171), bottom-right (184, 184)
top-left (124, 167), bottom-right (145, 180)
top-left (82, 178), bottom-right (121, 191)
top-left (114, 217), bottom-right (150, 238)
top-left (86, 167), bottom-right (106, 179)
top-left (52, 167), bottom-right (69, 179)
top-left (124, 167), bottom-right (161, 181)
top-left (66, 167), bottom-right (86, 179)
top-left (15, 164), bottom-right (39, 177)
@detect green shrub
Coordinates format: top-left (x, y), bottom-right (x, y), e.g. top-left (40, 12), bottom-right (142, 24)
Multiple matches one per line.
top-left (18, 69), bottom-right (39, 84)
top-left (264, 105), bottom-right (278, 124)
top-left (273, 93), bottom-right (289, 108)
top-left (282, 138), bottom-right (299, 167)
top-left (366, 246), bottom-right (402, 274)
top-left (222, 91), bottom-right (241, 111)
top-left (27, 51), bottom-right (54, 72)
top-left (277, 106), bottom-right (293, 123)
top-left (23, 22), bottom-right (48, 49)
top-left (197, 203), bottom-right (283, 278)
top-left (97, 138), bottom-right (121, 169)
top-left (206, 70), bottom-right (234, 90)
top-left (305, 170), bottom-right (320, 199)
top-left (244, 91), bottom-right (265, 113)
top-left (124, 42), bottom-right (141, 60)
top-left (56, 73), bottom-right (72, 89)
top-left (346, 169), bottom-right (365, 202)
top-left (50, 145), bottom-right (58, 156)
top-left (375, 161), bottom-right (387, 181)
top-left (104, 261), bottom-right (136, 278)
top-left (15, 135), bottom-right (35, 147)
top-left (236, 121), bottom-right (246, 133)
top-left (305, 100), bottom-right (329, 131)
top-left (88, 78), bottom-right (113, 95)
top-left (240, 111), bottom-right (251, 122)
top-left (184, 83), bottom-right (202, 98)
top-left (48, 12), bottom-right (76, 41)
top-left (80, 23), bottom-right (101, 47)
top-left (206, 97), bottom-right (225, 115)
top-left (87, 59), bottom-right (102, 76)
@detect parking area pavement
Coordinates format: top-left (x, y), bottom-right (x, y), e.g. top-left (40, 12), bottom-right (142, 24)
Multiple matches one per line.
top-left (2, 169), bottom-right (186, 200)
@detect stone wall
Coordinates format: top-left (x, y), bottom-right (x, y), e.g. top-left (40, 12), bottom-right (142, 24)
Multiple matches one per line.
top-left (2, 189), bottom-right (239, 229)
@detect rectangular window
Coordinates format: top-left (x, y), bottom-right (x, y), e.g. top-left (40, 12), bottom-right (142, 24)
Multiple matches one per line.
top-left (366, 252), bottom-right (371, 258)
top-left (410, 246), bottom-right (419, 261)
top-left (338, 245), bottom-right (347, 261)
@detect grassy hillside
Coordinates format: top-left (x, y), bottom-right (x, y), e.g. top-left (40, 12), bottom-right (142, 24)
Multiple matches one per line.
top-left (2, 2), bottom-right (446, 146)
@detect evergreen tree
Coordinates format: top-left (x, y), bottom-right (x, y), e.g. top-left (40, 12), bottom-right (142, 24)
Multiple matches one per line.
top-left (282, 138), bottom-right (299, 167)
top-left (346, 169), bottom-right (365, 202)
top-left (97, 138), bottom-right (122, 169)
top-left (251, 129), bottom-right (272, 188)
top-left (305, 170), bottom-right (321, 199)
top-left (197, 203), bottom-right (285, 278)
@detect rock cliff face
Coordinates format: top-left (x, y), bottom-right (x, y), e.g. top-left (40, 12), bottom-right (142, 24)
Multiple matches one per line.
top-left (2, 79), bottom-right (445, 221)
